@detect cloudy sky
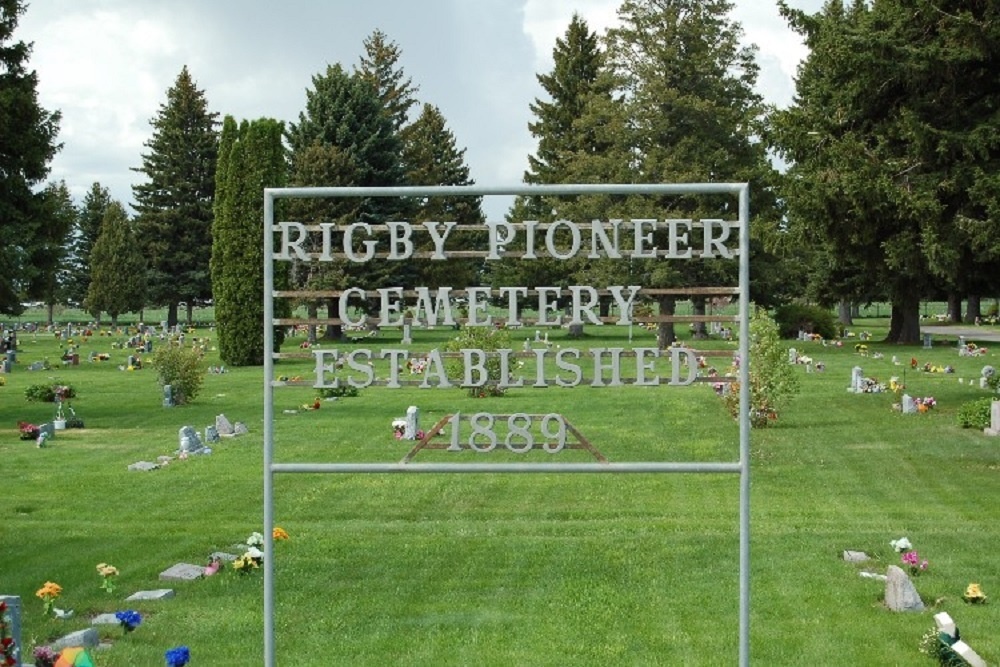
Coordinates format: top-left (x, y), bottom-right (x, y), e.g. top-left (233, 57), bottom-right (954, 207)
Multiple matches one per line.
top-left (19, 0), bottom-right (823, 220)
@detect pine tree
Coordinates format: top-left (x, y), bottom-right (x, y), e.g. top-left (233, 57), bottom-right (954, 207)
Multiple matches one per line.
top-left (357, 30), bottom-right (419, 134)
top-left (85, 201), bottom-right (146, 326)
top-left (64, 182), bottom-right (112, 312)
top-left (0, 0), bottom-right (61, 314)
top-left (132, 65), bottom-right (219, 327)
top-left (211, 116), bottom-right (287, 366)
top-left (35, 180), bottom-right (76, 322)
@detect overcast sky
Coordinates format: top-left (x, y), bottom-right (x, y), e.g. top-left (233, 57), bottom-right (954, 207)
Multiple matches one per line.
top-left (19, 0), bottom-right (823, 220)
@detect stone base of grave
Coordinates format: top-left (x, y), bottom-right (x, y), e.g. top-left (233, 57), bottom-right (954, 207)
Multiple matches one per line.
top-left (91, 613), bottom-right (119, 625)
top-left (125, 589), bottom-right (175, 601)
top-left (159, 563), bottom-right (206, 581)
top-left (50, 627), bottom-right (99, 651)
top-left (842, 550), bottom-right (869, 563)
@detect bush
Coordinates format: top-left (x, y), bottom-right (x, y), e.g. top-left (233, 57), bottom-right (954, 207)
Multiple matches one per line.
top-left (957, 398), bottom-right (996, 429)
top-left (24, 384), bottom-right (76, 402)
top-left (151, 345), bottom-right (205, 405)
top-left (773, 303), bottom-right (838, 340)
top-left (444, 326), bottom-right (511, 398)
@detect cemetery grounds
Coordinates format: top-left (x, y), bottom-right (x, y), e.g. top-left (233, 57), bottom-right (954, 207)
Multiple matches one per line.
top-left (1, 312), bottom-right (999, 665)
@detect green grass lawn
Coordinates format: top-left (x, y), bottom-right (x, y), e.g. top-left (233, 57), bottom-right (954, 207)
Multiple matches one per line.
top-left (2, 319), bottom-right (999, 665)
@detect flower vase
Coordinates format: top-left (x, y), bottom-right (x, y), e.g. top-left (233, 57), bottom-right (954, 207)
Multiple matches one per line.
top-left (54, 419), bottom-right (66, 430)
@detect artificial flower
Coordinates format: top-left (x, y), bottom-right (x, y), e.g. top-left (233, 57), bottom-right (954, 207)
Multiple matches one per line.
top-left (97, 562), bottom-right (119, 593)
top-left (889, 537), bottom-right (912, 553)
top-left (273, 526), bottom-right (289, 541)
top-left (165, 645), bottom-right (191, 666)
top-left (35, 581), bottom-right (62, 616)
top-left (115, 609), bottom-right (142, 632)
top-left (246, 532), bottom-right (264, 548)
top-left (963, 583), bottom-right (987, 604)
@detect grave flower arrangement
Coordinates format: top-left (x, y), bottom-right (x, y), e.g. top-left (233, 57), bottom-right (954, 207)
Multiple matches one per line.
top-left (232, 553), bottom-right (260, 574)
top-left (914, 397), bottom-right (936, 412)
top-left (115, 609), bottom-right (142, 632)
top-left (273, 526), bottom-right (289, 541)
top-left (96, 563), bottom-right (119, 594)
top-left (901, 550), bottom-right (928, 576)
top-left (963, 583), bottom-right (987, 604)
top-left (1, 600), bottom-right (17, 667)
top-left (246, 532), bottom-right (264, 549)
top-left (890, 537), bottom-right (912, 552)
top-left (18, 421), bottom-right (40, 441)
top-left (32, 645), bottom-right (56, 667)
top-left (165, 645), bottom-right (190, 666)
top-left (35, 581), bottom-right (62, 617)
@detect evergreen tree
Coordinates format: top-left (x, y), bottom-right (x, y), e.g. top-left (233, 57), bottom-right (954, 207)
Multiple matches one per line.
top-left (132, 65), bottom-right (219, 327)
top-left (85, 201), bottom-right (146, 326)
top-left (403, 103), bottom-right (484, 290)
top-left (211, 116), bottom-right (287, 366)
top-left (357, 29), bottom-right (419, 134)
top-left (65, 182), bottom-right (112, 312)
top-left (35, 180), bottom-right (76, 322)
top-left (0, 0), bottom-right (61, 314)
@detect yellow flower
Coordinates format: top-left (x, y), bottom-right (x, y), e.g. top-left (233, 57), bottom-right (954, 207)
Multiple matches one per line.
top-left (273, 526), bottom-right (290, 541)
top-left (964, 583), bottom-right (986, 602)
top-left (97, 563), bottom-right (119, 577)
top-left (35, 581), bottom-right (62, 599)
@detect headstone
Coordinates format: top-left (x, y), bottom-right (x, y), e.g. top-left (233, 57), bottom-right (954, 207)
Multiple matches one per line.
top-left (567, 323), bottom-right (584, 338)
top-left (523, 338), bottom-right (530, 351)
top-left (535, 330), bottom-right (541, 342)
top-left (788, 348), bottom-right (797, 364)
top-left (959, 335), bottom-right (966, 350)
top-left (934, 612), bottom-right (957, 641)
top-left (127, 354), bottom-right (137, 368)
top-left (144, 339), bottom-right (153, 353)
top-left (842, 550), bottom-right (869, 563)
top-left (0, 359), bottom-right (9, 373)
top-left (0, 595), bottom-right (21, 666)
top-left (125, 589), bottom-right (175, 601)
top-left (922, 332), bottom-right (932, 349)
top-left (401, 322), bottom-right (412, 345)
top-left (404, 405), bottom-right (419, 440)
top-left (848, 366), bottom-right (864, 393)
top-left (950, 641), bottom-right (988, 667)
top-left (128, 461), bottom-right (159, 472)
top-left (49, 627), bottom-right (98, 651)
top-left (901, 394), bottom-right (916, 414)
top-left (209, 551), bottom-right (238, 562)
top-left (39, 422), bottom-right (55, 439)
top-left (91, 613), bottom-right (120, 625)
top-left (163, 384), bottom-right (174, 407)
top-left (216, 414), bottom-right (235, 436)
top-left (6, 350), bottom-right (15, 364)
top-left (178, 425), bottom-right (204, 453)
top-left (205, 425), bottom-right (220, 443)
top-left (159, 563), bottom-right (205, 581)
top-left (984, 400), bottom-right (1000, 436)
top-left (28, 361), bottom-right (44, 371)
top-left (884, 564), bottom-right (924, 611)
top-left (233, 421), bottom-right (249, 436)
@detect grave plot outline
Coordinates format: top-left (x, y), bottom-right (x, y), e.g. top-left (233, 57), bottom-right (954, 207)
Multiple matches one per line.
top-left (262, 182), bottom-right (751, 667)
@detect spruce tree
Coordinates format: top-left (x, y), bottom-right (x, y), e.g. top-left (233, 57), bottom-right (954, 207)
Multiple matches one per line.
top-left (0, 0), bottom-right (61, 314)
top-left (35, 180), bottom-right (76, 322)
top-left (85, 201), bottom-right (146, 326)
top-left (132, 65), bottom-right (219, 327)
top-left (65, 182), bottom-right (112, 312)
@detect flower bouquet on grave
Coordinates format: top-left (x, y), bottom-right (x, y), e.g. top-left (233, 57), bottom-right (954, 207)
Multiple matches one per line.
top-left (115, 609), bottom-right (142, 633)
top-left (35, 581), bottom-right (62, 617)
top-left (901, 550), bottom-right (929, 576)
top-left (232, 552), bottom-right (260, 575)
top-left (273, 526), bottom-right (290, 542)
top-left (19, 421), bottom-right (40, 441)
top-left (32, 645), bottom-right (57, 667)
top-left (165, 645), bottom-right (190, 667)
top-left (1, 600), bottom-right (18, 667)
top-left (963, 583), bottom-right (987, 604)
top-left (96, 563), bottom-right (119, 594)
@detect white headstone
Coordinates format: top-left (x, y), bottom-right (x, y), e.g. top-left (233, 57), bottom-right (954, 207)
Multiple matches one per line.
top-left (849, 366), bottom-right (864, 393)
top-left (884, 564), bottom-right (924, 611)
top-left (984, 400), bottom-right (1000, 436)
top-left (405, 405), bottom-right (419, 440)
top-left (401, 322), bottom-right (412, 345)
top-left (788, 348), bottom-right (797, 364)
top-left (902, 394), bottom-right (916, 414)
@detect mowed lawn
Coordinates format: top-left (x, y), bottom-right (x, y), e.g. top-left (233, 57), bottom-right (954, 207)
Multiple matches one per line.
top-left (2, 318), bottom-right (999, 665)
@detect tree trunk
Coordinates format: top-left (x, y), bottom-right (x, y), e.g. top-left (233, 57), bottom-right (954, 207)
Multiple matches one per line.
top-left (167, 302), bottom-right (178, 328)
top-left (186, 301), bottom-right (194, 324)
top-left (965, 295), bottom-right (982, 323)
top-left (851, 303), bottom-right (860, 319)
top-left (307, 302), bottom-right (318, 343)
top-left (885, 293), bottom-right (921, 344)
top-left (46, 303), bottom-right (54, 327)
top-left (947, 293), bottom-right (962, 322)
top-left (690, 297), bottom-right (708, 339)
top-left (838, 300), bottom-right (853, 326)
top-left (599, 297), bottom-right (611, 318)
top-left (656, 295), bottom-right (676, 349)
top-left (324, 298), bottom-right (342, 340)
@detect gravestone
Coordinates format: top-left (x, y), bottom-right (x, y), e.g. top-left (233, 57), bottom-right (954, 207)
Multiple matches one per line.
top-left (209, 551), bottom-right (238, 562)
top-left (401, 322), bottom-right (412, 345)
top-left (0, 358), bottom-right (9, 373)
top-left (91, 613), bottom-right (119, 625)
top-left (404, 405), bottom-right (419, 440)
top-left (523, 338), bottom-right (530, 352)
top-left (205, 425), bottom-right (220, 443)
top-left (935, 612), bottom-right (987, 667)
top-left (233, 422), bottom-right (249, 436)
top-left (163, 384), bottom-right (174, 407)
top-left (884, 564), bottom-right (924, 611)
top-left (125, 589), bottom-right (174, 601)
top-left (159, 563), bottom-right (205, 581)
top-left (848, 366), bottom-right (864, 393)
top-left (50, 627), bottom-right (98, 651)
top-left (901, 394), bottom-right (916, 414)
top-left (788, 348), bottom-right (797, 364)
top-left (128, 461), bottom-right (159, 471)
top-left (216, 414), bottom-right (235, 436)
top-left (842, 550), bottom-right (869, 563)
top-left (178, 425), bottom-right (205, 454)
top-left (984, 400), bottom-right (1000, 436)
top-left (958, 335), bottom-right (966, 350)
top-left (922, 332), bottom-right (932, 349)
top-left (28, 361), bottom-right (44, 371)
top-left (145, 339), bottom-right (153, 353)
top-left (0, 595), bottom-right (21, 666)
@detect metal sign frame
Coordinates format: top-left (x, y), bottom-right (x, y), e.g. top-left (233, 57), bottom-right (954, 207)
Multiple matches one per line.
top-left (262, 183), bottom-right (751, 666)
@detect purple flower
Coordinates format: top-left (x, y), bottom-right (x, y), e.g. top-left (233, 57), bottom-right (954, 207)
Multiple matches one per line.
top-left (115, 609), bottom-right (142, 631)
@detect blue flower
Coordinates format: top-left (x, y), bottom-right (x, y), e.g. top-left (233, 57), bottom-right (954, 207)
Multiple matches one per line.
top-left (165, 645), bottom-right (190, 666)
top-left (115, 609), bottom-right (142, 631)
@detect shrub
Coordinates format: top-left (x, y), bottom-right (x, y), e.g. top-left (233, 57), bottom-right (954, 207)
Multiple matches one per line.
top-left (24, 384), bottom-right (76, 402)
top-left (773, 303), bottom-right (838, 340)
top-left (957, 398), bottom-right (995, 429)
top-left (444, 326), bottom-right (511, 398)
top-left (721, 308), bottom-right (800, 428)
top-left (151, 345), bottom-right (205, 405)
